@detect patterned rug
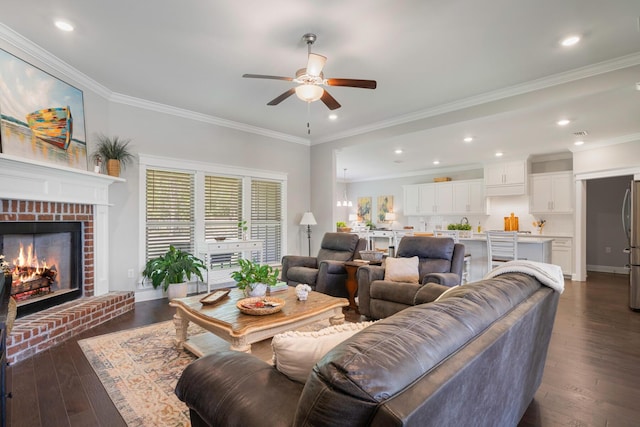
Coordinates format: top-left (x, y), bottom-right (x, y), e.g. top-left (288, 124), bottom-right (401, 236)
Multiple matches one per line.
top-left (79, 319), bottom-right (330, 426)
top-left (79, 321), bottom-right (219, 426)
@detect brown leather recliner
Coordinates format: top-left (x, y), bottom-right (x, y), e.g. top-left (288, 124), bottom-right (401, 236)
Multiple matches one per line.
top-left (281, 232), bottom-right (367, 298)
top-left (357, 236), bottom-right (465, 319)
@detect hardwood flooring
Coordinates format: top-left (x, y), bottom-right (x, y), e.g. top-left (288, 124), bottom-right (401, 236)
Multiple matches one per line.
top-left (5, 272), bottom-right (640, 426)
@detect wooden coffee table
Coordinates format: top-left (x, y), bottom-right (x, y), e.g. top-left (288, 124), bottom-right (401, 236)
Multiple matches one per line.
top-left (169, 287), bottom-right (348, 356)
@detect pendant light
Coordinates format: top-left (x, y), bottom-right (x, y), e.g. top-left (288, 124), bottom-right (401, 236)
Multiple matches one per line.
top-left (336, 168), bottom-right (353, 207)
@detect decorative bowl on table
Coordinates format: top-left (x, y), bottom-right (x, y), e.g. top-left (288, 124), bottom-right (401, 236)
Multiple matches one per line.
top-left (237, 296), bottom-right (285, 315)
top-left (214, 237), bottom-right (226, 241)
top-left (359, 250), bottom-right (384, 262)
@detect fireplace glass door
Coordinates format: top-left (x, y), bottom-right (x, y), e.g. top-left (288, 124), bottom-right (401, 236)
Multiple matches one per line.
top-left (0, 222), bottom-right (82, 316)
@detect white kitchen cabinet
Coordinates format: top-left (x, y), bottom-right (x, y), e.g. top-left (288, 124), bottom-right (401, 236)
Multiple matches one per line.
top-left (419, 182), bottom-right (453, 214)
top-left (484, 160), bottom-right (527, 196)
top-left (403, 185), bottom-right (421, 215)
top-left (551, 237), bottom-right (573, 276)
top-left (530, 171), bottom-right (573, 213)
top-left (452, 179), bottom-right (485, 214)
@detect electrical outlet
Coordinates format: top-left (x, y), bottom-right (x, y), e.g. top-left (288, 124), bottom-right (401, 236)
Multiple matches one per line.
top-left (605, 247), bottom-right (612, 254)
top-left (127, 268), bottom-right (135, 278)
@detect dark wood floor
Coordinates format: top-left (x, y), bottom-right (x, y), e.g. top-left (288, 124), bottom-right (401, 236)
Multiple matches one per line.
top-left (5, 272), bottom-right (640, 426)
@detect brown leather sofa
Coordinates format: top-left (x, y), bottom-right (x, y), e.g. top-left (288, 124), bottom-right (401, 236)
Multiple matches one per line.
top-left (357, 236), bottom-right (465, 319)
top-left (175, 272), bottom-right (559, 426)
top-left (280, 232), bottom-right (367, 298)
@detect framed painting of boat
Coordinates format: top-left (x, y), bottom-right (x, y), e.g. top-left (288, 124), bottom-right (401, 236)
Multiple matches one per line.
top-left (0, 48), bottom-right (88, 171)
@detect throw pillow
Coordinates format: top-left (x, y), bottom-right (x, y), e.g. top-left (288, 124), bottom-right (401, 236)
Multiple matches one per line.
top-left (272, 321), bottom-right (376, 383)
top-left (384, 256), bottom-right (419, 283)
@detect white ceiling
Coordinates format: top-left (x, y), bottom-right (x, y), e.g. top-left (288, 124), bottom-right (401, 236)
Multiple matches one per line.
top-left (2, 0), bottom-right (639, 181)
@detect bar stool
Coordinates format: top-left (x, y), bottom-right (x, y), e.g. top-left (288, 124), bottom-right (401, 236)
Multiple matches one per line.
top-left (486, 230), bottom-right (518, 272)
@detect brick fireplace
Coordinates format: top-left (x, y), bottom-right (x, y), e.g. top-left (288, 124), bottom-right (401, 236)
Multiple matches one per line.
top-left (0, 154), bottom-right (134, 363)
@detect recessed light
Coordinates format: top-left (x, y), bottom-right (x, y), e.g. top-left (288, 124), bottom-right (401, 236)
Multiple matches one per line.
top-left (433, 160), bottom-right (440, 165)
top-left (54, 20), bottom-right (74, 32)
top-left (556, 119), bottom-right (570, 126)
top-left (394, 149), bottom-right (403, 154)
top-left (328, 114), bottom-right (337, 120)
top-left (574, 140), bottom-right (584, 146)
top-left (495, 152), bottom-right (503, 157)
top-left (561, 35), bottom-right (580, 47)
top-left (463, 137), bottom-right (473, 143)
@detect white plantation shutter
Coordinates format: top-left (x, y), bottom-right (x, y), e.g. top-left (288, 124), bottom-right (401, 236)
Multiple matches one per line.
top-left (145, 169), bottom-right (195, 260)
top-left (251, 179), bottom-right (282, 263)
top-left (204, 175), bottom-right (243, 265)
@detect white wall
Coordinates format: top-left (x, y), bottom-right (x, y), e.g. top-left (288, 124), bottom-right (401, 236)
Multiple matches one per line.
top-left (0, 39), bottom-right (312, 296)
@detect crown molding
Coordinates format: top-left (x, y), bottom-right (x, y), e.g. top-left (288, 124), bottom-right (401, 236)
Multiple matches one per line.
top-left (0, 23), bottom-right (309, 146)
top-left (570, 132), bottom-right (640, 153)
top-left (313, 52), bottom-right (640, 145)
top-left (110, 93), bottom-right (309, 145)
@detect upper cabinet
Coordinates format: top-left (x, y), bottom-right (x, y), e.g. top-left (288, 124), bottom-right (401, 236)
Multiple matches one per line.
top-left (403, 184), bottom-right (421, 215)
top-left (419, 182), bottom-right (453, 214)
top-left (484, 160), bottom-right (527, 196)
top-left (529, 171), bottom-right (573, 214)
top-left (403, 179), bottom-right (484, 216)
top-left (452, 180), bottom-right (485, 214)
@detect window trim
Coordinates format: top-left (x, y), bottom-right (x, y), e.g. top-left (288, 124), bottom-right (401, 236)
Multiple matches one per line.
top-left (138, 153), bottom-right (287, 289)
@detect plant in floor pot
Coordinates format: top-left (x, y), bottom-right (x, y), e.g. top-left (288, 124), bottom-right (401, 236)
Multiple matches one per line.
top-left (231, 259), bottom-right (279, 298)
top-left (92, 134), bottom-right (134, 177)
top-left (142, 245), bottom-right (206, 300)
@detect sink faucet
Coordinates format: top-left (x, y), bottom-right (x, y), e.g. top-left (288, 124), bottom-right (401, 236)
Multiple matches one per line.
top-left (460, 217), bottom-right (469, 225)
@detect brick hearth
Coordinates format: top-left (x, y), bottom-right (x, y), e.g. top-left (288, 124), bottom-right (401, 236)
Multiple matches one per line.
top-left (7, 292), bottom-right (134, 363)
top-left (1, 199), bottom-right (135, 363)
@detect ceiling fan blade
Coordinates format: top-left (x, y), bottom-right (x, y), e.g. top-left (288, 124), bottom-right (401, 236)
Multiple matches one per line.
top-left (243, 74), bottom-right (293, 81)
top-left (320, 90), bottom-right (341, 110)
top-left (267, 88), bottom-right (296, 106)
top-left (306, 53), bottom-right (327, 77)
top-left (326, 78), bottom-right (377, 89)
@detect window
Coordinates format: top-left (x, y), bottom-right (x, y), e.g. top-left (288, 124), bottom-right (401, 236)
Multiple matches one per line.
top-left (251, 179), bottom-right (283, 263)
top-left (140, 155), bottom-right (287, 270)
top-left (145, 169), bottom-right (195, 259)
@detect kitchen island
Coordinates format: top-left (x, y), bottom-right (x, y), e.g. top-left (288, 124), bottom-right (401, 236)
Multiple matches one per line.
top-left (460, 235), bottom-right (553, 282)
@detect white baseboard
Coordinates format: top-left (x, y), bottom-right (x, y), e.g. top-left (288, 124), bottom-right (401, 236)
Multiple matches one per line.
top-left (586, 264), bottom-right (630, 275)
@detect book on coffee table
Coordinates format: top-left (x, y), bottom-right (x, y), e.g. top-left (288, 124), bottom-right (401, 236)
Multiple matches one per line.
top-left (268, 282), bottom-right (289, 294)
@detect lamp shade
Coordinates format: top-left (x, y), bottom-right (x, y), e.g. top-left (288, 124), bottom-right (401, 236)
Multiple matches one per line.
top-left (385, 212), bottom-right (396, 221)
top-left (300, 212), bottom-right (317, 226)
top-left (295, 84), bottom-right (324, 102)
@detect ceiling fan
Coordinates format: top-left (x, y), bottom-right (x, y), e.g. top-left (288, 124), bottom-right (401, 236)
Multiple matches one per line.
top-left (242, 33), bottom-right (377, 110)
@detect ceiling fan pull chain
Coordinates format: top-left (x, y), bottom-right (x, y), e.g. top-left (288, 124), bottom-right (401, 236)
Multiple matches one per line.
top-left (307, 102), bottom-right (311, 135)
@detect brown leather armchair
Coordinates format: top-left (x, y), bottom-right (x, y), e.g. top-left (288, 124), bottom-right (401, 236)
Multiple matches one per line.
top-left (357, 236), bottom-right (465, 319)
top-left (281, 232), bottom-right (367, 298)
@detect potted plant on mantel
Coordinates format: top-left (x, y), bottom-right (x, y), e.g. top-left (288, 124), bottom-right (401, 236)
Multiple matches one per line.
top-left (231, 259), bottom-right (279, 298)
top-left (92, 134), bottom-right (134, 177)
top-left (142, 245), bottom-right (206, 300)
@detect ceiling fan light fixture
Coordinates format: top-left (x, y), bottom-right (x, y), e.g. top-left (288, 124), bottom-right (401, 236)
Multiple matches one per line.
top-left (307, 53), bottom-right (327, 77)
top-left (295, 84), bottom-right (324, 102)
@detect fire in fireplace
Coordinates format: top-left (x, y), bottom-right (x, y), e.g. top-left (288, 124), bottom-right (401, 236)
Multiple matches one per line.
top-left (0, 222), bottom-right (82, 317)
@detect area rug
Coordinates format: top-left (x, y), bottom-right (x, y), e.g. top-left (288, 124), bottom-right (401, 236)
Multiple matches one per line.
top-left (79, 321), bottom-right (215, 426)
top-left (79, 319), bottom-right (330, 426)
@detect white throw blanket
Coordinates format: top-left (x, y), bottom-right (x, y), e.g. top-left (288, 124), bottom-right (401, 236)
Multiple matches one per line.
top-left (483, 260), bottom-right (565, 293)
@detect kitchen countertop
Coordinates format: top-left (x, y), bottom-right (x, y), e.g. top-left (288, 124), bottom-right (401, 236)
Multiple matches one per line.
top-left (460, 235), bottom-right (554, 243)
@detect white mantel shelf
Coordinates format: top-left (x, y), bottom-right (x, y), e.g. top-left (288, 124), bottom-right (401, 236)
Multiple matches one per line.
top-left (0, 153), bottom-right (124, 205)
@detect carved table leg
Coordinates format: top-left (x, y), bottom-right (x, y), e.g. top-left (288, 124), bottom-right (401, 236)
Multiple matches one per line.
top-left (229, 336), bottom-right (251, 353)
top-left (329, 308), bottom-right (346, 325)
top-left (173, 311), bottom-right (189, 348)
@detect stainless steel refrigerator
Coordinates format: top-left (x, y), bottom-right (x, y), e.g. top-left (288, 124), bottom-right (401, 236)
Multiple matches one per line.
top-left (622, 180), bottom-right (640, 311)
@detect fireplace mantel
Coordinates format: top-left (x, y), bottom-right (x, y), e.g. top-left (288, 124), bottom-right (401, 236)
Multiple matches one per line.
top-left (0, 153), bottom-right (124, 296)
top-left (0, 153), bottom-right (123, 205)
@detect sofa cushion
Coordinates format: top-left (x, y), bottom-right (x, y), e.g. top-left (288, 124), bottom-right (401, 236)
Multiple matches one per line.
top-left (271, 321), bottom-right (375, 383)
top-left (384, 256), bottom-right (419, 283)
top-left (371, 280), bottom-right (421, 305)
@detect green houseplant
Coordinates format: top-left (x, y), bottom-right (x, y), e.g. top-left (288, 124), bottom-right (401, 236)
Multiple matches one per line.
top-left (142, 245), bottom-right (206, 299)
top-left (230, 259), bottom-right (279, 297)
top-left (336, 221), bottom-right (351, 232)
top-left (92, 134), bottom-right (134, 177)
